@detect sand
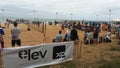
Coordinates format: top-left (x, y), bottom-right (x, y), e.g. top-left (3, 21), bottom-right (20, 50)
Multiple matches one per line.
top-left (0, 23), bottom-right (119, 68)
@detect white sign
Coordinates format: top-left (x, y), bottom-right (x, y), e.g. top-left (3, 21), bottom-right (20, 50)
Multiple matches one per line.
top-left (3, 42), bottom-right (74, 68)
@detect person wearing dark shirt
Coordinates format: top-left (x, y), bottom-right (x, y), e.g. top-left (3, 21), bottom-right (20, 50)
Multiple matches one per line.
top-left (70, 27), bottom-right (79, 41)
top-left (93, 24), bottom-right (100, 44)
top-left (0, 28), bottom-right (4, 35)
top-left (0, 26), bottom-right (4, 48)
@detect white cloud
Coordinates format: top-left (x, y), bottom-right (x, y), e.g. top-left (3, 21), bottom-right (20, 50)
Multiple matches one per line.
top-left (0, 0), bottom-right (120, 20)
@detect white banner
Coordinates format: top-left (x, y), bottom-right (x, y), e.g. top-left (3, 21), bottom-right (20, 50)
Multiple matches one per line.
top-left (3, 42), bottom-right (74, 68)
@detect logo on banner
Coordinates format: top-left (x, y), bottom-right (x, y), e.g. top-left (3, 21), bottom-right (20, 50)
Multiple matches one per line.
top-left (53, 45), bottom-right (65, 59)
top-left (18, 49), bottom-right (47, 61)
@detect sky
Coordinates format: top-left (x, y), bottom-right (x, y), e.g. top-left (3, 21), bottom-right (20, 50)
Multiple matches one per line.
top-left (0, 0), bottom-right (120, 21)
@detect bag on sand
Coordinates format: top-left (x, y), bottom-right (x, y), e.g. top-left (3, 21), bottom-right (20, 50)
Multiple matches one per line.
top-left (106, 38), bottom-right (111, 43)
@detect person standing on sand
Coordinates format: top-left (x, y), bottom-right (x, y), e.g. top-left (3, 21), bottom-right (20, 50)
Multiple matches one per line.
top-left (0, 34), bottom-right (3, 68)
top-left (93, 23), bottom-right (100, 44)
top-left (70, 27), bottom-right (79, 42)
top-left (0, 33), bottom-right (4, 49)
top-left (11, 22), bottom-right (21, 47)
top-left (0, 26), bottom-right (5, 48)
top-left (6, 19), bottom-right (10, 28)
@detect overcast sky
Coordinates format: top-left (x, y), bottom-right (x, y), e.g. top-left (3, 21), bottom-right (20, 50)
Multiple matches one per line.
top-left (0, 0), bottom-right (120, 21)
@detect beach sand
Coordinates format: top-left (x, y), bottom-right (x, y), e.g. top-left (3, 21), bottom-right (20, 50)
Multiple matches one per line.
top-left (0, 23), bottom-right (119, 68)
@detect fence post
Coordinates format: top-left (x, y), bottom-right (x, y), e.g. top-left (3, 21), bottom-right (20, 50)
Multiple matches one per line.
top-left (74, 40), bottom-right (82, 59)
top-left (79, 41), bottom-right (82, 58)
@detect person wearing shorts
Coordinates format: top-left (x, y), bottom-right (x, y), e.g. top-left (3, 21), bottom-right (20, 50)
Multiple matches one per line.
top-left (93, 34), bottom-right (98, 39)
top-left (11, 22), bottom-right (21, 47)
top-left (93, 23), bottom-right (100, 44)
top-left (0, 26), bottom-right (5, 48)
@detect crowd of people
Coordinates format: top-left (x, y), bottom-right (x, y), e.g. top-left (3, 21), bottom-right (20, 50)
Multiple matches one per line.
top-left (52, 20), bottom-right (120, 46)
top-left (0, 19), bottom-right (120, 50)
top-left (53, 26), bottom-right (79, 43)
top-left (81, 21), bottom-right (120, 45)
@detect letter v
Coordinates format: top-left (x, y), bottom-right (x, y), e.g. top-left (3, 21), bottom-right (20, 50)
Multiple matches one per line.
top-left (39, 50), bottom-right (47, 58)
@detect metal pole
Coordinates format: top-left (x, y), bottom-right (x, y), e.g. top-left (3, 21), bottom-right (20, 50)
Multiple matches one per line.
top-left (33, 10), bottom-right (36, 22)
top-left (42, 22), bottom-right (44, 33)
top-left (1, 9), bottom-right (5, 23)
top-left (109, 9), bottom-right (111, 24)
top-left (79, 41), bottom-right (82, 58)
top-left (56, 12), bottom-right (58, 21)
top-left (70, 13), bottom-right (73, 20)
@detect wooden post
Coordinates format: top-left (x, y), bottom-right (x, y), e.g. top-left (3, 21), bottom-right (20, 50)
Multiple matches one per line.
top-left (43, 21), bottom-right (47, 43)
top-left (42, 22), bottom-right (44, 33)
top-left (79, 41), bottom-right (82, 58)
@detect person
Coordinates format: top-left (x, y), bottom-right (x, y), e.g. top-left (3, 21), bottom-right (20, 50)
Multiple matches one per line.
top-left (93, 23), bottom-right (100, 44)
top-left (63, 30), bottom-right (71, 42)
top-left (0, 34), bottom-right (3, 68)
top-left (53, 31), bottom-right (63, 43)
top-left (0, 26), bottom-right (5, 48)
top-left (6, 19), bottom-right (10, 28)
top-left (84, 28), bottom-right (90, 44)
top-left (116, 25), bottom-right (120, 39)
top-left (11, 22), bottom-right (21, 47)
top-left (105, 30), bottom-right (111, 43)
top-left (118, 25), bottom-right (120, 39)
top-left (61, 23), bottom-right (65, 30)
top-left (37, 21), bottom-right (40, 28)
top-left (0, 33), bottom-right (4, 49)
top-left (98, 21), bottom-right (101, 30)
top-left (70, 27), bottom-right (79, 42)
